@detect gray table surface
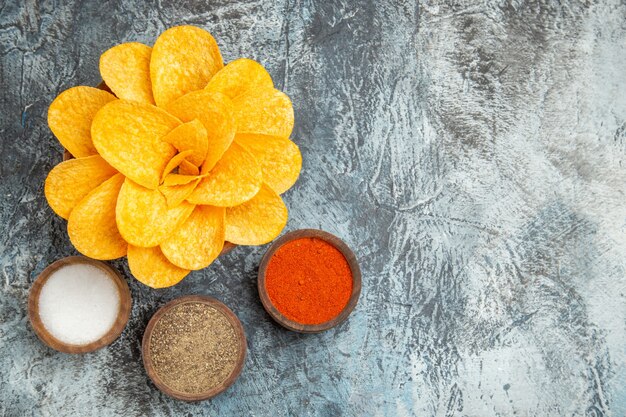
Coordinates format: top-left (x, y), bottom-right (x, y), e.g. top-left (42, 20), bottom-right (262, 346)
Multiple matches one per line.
top-left (2, 1), bottom-right (626, 416)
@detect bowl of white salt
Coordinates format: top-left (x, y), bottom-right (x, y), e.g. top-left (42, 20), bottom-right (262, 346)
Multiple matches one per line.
top-left (28, 256), bottom-right (131, 354)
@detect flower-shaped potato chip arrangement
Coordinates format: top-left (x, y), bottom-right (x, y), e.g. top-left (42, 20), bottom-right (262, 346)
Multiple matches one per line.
top-left (45, 26), bottom-right (301, 288)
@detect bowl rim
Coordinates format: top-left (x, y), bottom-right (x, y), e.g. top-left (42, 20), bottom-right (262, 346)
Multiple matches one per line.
top-left (141, 295), bottom-right (247, 402)
top-left (28, 256), bottom-right (132, 354)
top-left (257, 228), bottom-right (362, 333)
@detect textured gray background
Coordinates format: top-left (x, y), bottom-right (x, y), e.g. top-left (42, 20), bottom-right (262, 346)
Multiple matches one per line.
top-left (1, 0), bottom-right (626, 416)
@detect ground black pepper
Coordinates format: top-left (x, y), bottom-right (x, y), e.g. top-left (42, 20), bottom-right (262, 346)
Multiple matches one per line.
top-left (149, 302), bottom-right (240, 394)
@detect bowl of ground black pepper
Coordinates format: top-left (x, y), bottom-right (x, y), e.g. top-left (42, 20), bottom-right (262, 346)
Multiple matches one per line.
top-left (258, 229), bottom-right (361, 333)
top-left (141, 295), bottom-right (246, 401)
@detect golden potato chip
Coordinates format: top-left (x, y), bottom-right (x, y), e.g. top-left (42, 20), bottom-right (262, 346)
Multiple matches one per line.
top-left (235, 134), bottom-right (301, 194)
top-left (165, 90), bottom-right (236, 173)
top-left (162, 173), bottom-right (203, 187)
top-left (92, 100), bottom-right (180, 189)
top-left (159, 179), bottom-right (200, 208)
top-left (179, 159), bottom-right (200, 176)
top-left (187, 143), bottom-right (262, 207)
top-left (48, 86), bottom-right (116, 158)
top-left (100, 42), bottom-right (154, 104)
top-left (225, 184), bottom-right (288, 245)
top-left (151, 25), bottom-right (223, 107)
top-left (116, 178), bottom-right (195, 247)
top-left (127, 245), bottom-right (189, 288)
top-left (67, 173), bottom-right (127, 259)
top-left (161, 150), bottom-right (194, 182)
top-left (161, 205), bottom-right (225, 270)
top-left (45, 155), bottom-right (118, 219)
top-left (232, 86), bottom-right (294, 137)
top-left (161, 119), bottom-right (208, 167)
top-left (205, 58), bottom-right (273, 100)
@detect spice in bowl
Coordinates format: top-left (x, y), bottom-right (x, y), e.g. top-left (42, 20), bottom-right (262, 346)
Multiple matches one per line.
top-left (28, 256), bottom-right (131, 353)
top-left (259, 229), bottom-right (361, 332)
top-left (142, 296), bottom-right (246, 401)
top-left (266, 238), bottom-right (353, 324)
top-left (38, 263), bottom-right (120, 344)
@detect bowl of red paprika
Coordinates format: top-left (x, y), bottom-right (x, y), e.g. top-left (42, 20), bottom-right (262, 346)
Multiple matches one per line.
top-left (257, 229), bottom-right (361, 333)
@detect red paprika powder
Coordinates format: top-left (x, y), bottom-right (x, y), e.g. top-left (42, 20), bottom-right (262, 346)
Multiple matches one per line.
top-left (264, 237), bottom-right (353, 325)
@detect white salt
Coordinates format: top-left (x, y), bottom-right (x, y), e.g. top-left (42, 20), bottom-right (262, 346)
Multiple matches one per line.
top-left (38, 263), bottom-right (120, 345)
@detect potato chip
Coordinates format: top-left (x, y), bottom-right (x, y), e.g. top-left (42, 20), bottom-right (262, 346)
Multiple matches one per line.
top-left (225, 184), bottom-right (288, 245)
top-left (92, 100), bottom-right (180, 189)
top-left (161, 206), bottom-right (225, 270)
top-left (159, 179), bottom-right (200, 208)
top-left (165, 90), bottom-right (236, 173)
top-left (116, 178), bottom-right (195, 247)
top-left (162, 173), bottom-right (204, 187)
top-left (205, 58), bottom-right (273, 100)
top-left (45, 155), bottom-right (118, 219)
top-left (232, 86), bottom-right (294, 137)
top-left (161, 119), bottom-right (208, 167)
top-left (235, 134), bottom-right (301, 194)
top-left (67, 173), bottom-right (127, 259)
top-left (151, 25), bottom-right (223, 107)
top-left (48, 86), bottom-right (116, 158)
top-left (161, 150), bottom-right (194, 182)
top-left (100, 42), bottom-right (154, 104)
top-left (127, 245), bottom-right (189, 288)
top-left (179, 159), bottom-right (200, 176)
top-left (187, 143), bottom-right (262, 207)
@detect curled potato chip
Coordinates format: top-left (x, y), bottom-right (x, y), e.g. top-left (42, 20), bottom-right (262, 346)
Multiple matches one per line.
top-left (127, 245), bottom-right (189, 288)
top-left (205, 58), bottom-right (273, 100)
top-left (100, 42), bottom-right (154, 104)
top-left (48, 86), bottom-right (116, 158)
top-left (45, 155), bottom-right (118, 219)
top-left (68, 174), bottom-right (127, 259)
top-left (232, 86), bottom-right (294, 137)
top-left (151, 25), bottom-right (223, 107)
top-left (162, 173), bottom-right (204, 187)
top-left (225, 184), bottom-right (288, 245)
top-left (235, 134), bottom-right (301, 194)
top-left (161, 150), bottom-right (194, 182)
top-left (187, 143), bottom-right (262, 207)
top-left (161, 119), bottom-right (208, 167)
top-left (179, 159), bottom-right (200, 176)
top-left (116, 178), bottom-right (195, 247)
top-left (92, 100), bottom-right (180, 189)
top-left (159, 179), bottom-right (200, 208)
top-left (161, 206), bottom-right (225, 270)
top-left (165, 90), bottom-right (236, 173)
